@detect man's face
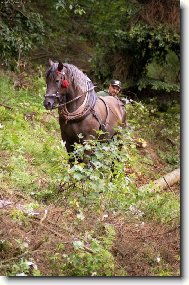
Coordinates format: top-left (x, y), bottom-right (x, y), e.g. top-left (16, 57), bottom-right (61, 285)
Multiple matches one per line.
top-left (108, 85), bottom-right (121, 97)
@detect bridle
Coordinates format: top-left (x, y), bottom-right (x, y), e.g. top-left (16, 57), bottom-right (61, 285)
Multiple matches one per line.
top-left (44, 66), bottom-right (96, 109)
top-left (44, 66), bottom-right (102, 125)
top-left (44, 86), bottom-right (95, 109)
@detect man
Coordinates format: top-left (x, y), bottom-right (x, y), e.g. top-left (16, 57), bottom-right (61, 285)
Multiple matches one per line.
top-left (97, 79), bottom-right (121, 97)
top-left (97, 80), bottom-right (129, 104)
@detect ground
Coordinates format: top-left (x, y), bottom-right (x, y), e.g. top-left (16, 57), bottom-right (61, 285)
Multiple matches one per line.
top-left (0, 142), bottom-right (180, 277)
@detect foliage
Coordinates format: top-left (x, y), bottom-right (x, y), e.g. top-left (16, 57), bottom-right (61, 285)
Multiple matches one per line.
top-left (0, 71), bottom-right (180, 276)
top-left (61, 227), bottom-right (116, 276)
top-left (126, 100), bottom-right (180, 171)
top-left (0, 0), bottom-right (180, 92)
top-left (0, 70), bottom-right (180, 203)
top-left (141, 191), bottom-right (180, 224)
top-left (0, 0), bottom-right (45, 68)
top-left (84, 1), bottom-right (180, 90)
top-left (138, 50), bottom-right (180, 92)
top-left (8, 258), bottom-right (41, 276)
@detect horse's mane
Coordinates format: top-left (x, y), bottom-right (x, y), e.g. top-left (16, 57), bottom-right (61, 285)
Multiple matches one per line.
top-left (46, 62), bottom-right (92, 93)
top-left (63, 63), bottom-right (92, 93)
top-left (46, 62), bottom-right (58, 79)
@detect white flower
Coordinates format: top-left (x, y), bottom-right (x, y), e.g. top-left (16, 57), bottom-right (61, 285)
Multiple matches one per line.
top-left (92, 272), bottom-right (97, 276)
top-left (129, 205), bottom-right (144, 217)
top-left (73, 240), bottom-right (84, 250)
top-left (26, 260), bottom-right (38, 270)
top-left (156, 257), bottom-right (161, 263)
top-left (27, 210), bottom-right (40, 216)
top-left (102, 214), bottom-right (108, 220)
top-left (102, 146), bottom-right (110, 151)
top-left (22, 242), bottom-right (29, 248)
top-left (16, 272), bottom-right (27, 276)
top-left (76, 212), bottom-right (85, 220)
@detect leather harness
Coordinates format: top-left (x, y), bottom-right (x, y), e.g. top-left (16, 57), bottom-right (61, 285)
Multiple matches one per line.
top-left (59, 81), bottom-right (109, 132)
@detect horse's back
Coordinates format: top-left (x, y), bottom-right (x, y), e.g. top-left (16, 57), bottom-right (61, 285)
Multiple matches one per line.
top-left (97, 96), bottom-right (126, 125)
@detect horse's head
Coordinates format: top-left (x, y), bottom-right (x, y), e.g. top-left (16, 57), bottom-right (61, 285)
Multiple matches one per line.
top-left (43, 60), bottom-right (93, 111)
top-left (43, 59), bottom-right (69, 110)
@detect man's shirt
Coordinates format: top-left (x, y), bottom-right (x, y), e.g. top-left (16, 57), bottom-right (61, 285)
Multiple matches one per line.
top-left (96, 90), bottom-right (109, 97)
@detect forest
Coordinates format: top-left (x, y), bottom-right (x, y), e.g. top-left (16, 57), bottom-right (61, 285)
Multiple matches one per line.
top-left (0, 0), bottom-right (180, 277)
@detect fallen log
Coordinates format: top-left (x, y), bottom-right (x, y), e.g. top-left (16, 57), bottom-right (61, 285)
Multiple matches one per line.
top-left (139, 168), bottom-right (180, 191)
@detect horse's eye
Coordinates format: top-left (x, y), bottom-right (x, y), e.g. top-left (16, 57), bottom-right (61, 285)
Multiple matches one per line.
top-left (55, 80), bottom-right (59, 83)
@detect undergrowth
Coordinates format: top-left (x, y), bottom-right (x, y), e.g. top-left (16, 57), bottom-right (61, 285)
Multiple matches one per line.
top-left (0, 71), bottom-right (180, 276)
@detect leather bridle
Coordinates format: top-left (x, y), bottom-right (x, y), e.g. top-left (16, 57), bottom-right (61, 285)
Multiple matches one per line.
top-left (44, 86), bottom-right (95, 109)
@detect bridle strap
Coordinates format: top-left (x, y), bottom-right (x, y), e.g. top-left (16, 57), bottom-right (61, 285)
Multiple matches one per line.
top-left (57, 94), bottom-right (86, 108)
top-left (52, 86), bottom-right (95, 109)
top-left (45, 93), bottom-right (59, 98)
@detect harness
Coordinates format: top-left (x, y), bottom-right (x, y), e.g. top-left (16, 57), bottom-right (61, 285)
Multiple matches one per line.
top-left (56, 82), bottom-right (109, 132)
top-left (93, 97), bottom-right (109, 132)
top-left (45, 67), bottom-right (118, 131)
top-left (60, 81), bottom-right (96, 122)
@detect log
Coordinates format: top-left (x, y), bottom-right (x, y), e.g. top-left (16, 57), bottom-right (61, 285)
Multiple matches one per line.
top-left (139, 168), bottom-right (180, 191)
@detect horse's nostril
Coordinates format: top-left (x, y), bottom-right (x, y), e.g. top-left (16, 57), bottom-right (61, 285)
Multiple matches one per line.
top-left (43, 100), bottom-right (52, 110)
top-left (47, 102), bottom-right (52, 109)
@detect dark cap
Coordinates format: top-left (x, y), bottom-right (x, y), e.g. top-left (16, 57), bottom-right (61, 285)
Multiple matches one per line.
top-left (110, 80), bottom-right (121, 89)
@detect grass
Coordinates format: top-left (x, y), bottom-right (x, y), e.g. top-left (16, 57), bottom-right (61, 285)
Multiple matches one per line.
top-left (0, 70), bottom-right (180, 276)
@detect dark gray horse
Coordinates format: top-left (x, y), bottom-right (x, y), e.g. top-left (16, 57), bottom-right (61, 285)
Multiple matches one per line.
top-left (43, 60), bottom-right (126, 156)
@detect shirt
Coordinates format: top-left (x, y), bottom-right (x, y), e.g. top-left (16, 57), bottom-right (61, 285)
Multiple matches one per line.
top-left (96, 90), bottom-right (109, 97)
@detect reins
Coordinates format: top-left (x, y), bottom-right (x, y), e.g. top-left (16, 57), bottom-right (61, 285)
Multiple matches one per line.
top-left (52, 86), bottom-right (95, 109)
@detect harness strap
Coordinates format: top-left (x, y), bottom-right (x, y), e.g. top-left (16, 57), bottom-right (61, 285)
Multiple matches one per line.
top-left (58, 84), bottom-right (112, 132)
top-left (60, 82), bottom-right (96, 122)
top-left (90, 108), bottom-right (107, 132)
top-left (97, 97), bottom-right (110, 129)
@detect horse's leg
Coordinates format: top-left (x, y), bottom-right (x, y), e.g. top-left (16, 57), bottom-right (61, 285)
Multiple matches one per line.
top-left (59, 124), bottom-right (75, 164)
top-left (64, 141), bottom-right (75, 165)
top-left (65, 140), bottom-right (85, 165)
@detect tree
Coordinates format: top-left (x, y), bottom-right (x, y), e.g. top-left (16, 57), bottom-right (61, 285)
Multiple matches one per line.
top-left (0, 0), bottom-right (44, 68)
top-left (0, 0), bottom-right (180, 92)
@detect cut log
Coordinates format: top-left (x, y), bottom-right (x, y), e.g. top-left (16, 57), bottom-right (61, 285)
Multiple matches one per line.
top-left (139, 168), bottom-right (180, 191)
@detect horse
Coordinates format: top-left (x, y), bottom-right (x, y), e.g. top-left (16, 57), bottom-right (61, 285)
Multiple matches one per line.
top-left (43, 60), bottom-right (127, 160)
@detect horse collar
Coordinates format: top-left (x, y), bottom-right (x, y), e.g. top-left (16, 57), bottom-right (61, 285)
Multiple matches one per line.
top-left (59, 85), bottom-right (96, 122)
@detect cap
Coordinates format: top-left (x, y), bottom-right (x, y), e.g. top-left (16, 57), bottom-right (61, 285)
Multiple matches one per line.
top-left (110, 80), bottom-right (121, 89)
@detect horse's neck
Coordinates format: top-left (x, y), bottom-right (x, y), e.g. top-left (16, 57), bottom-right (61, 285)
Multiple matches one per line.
top-left (65, 85), bottom-right (86, 113)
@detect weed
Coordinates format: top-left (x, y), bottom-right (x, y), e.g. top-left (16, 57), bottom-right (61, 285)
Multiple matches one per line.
top-left (0, 72), bottom-right (180, 276)
top-left (61, 229), bottom-right (116, 276)
top-left (8, 258), bottom-right (41, 276)
top-left (141, 191), bottom-right (180, 224)
top-left (10, 209), bottom-right (29, 226)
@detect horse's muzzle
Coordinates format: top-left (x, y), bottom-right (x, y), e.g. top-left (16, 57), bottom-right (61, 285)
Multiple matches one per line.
top-left (43, 97), bottom-right (55, 110)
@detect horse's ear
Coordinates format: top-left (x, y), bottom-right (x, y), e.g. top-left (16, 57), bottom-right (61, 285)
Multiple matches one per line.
top-left (58, 62), bottom-right (64, 72)
top-left (49, 59), bottom-right (54, 66)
